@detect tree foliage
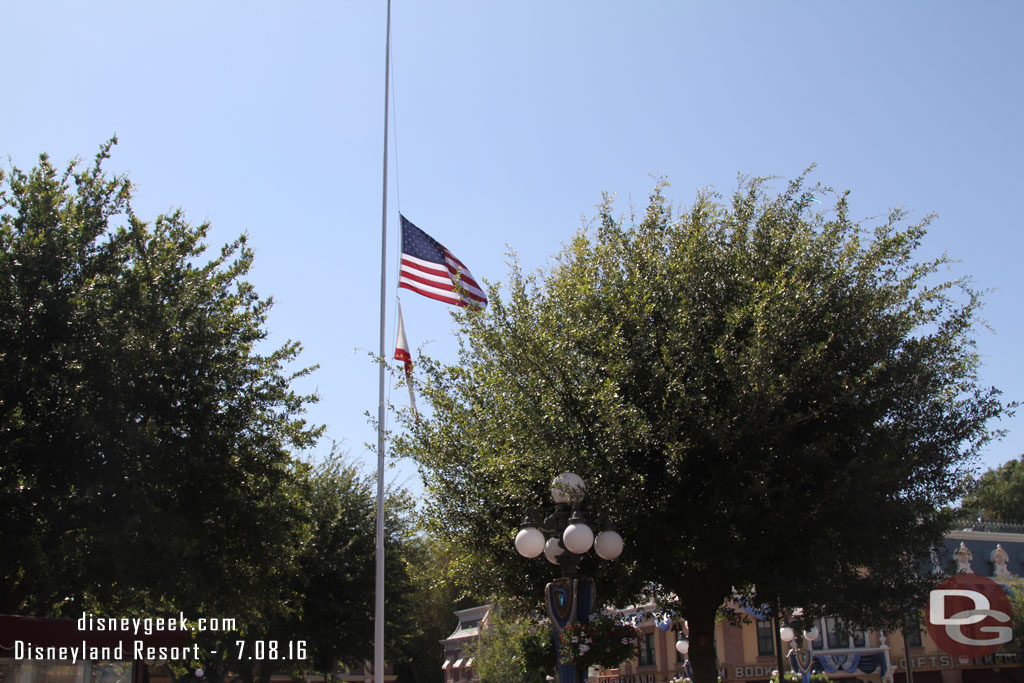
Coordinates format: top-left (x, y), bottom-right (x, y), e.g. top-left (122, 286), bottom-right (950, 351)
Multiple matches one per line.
top-left (197, 454), bottom-right (420, 683)
top-left (470, 605), bottom-right (552, 683)
top-left (0, 141), bottom-right (428, 681)
top-left (395, 535), bottom-right (480, 683)
top-left (961, 455), bottom-right (1024, 524)
top-left (394, 174), bottom-right (1011, 683)
top-left (0, 136), bottom-right (323, 618)
top-left (0, 140), bottom-right (323, 618)
top-left (296, 455), bottom-right (398, 671)
top-left (1007, 584), bottom-right (1024, 657)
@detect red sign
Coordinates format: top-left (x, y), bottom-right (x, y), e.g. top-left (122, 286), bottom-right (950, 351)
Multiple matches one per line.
top-left (926, 574), bottom-right (1013, 659)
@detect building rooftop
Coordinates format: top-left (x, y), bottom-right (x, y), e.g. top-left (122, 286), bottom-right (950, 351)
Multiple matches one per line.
top-left (441, 604), bottom-right (491, 644)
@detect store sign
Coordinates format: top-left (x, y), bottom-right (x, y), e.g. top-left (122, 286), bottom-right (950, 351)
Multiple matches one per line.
top-left (926, 574), bottom-right (1013, 659)
top-left (899, 652), bottom-right (1019, 670)
top-left (596, 676), bottom-right (655, 683)
top-left (733, 665), bottom-right (781, 679)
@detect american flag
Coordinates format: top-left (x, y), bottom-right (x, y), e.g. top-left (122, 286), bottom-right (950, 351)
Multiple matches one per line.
top-left (398, 215), bottom-right (488, 308)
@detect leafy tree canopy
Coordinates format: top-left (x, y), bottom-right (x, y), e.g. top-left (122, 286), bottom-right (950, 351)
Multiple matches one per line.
top-left (1007, 584), bottom-right (1024, 657)
top-left (961, 455), bottom-right (1024, 524)
top-left (394, 174), bottom-right (1012, 683)
top-left (196, 453), bottom-right (420, 683)
top-left (0, 140), bottom-right (321, 619)
top-left (0, 141), bottom-right (431, 683)
top-left (395, 533), bottom-right (481, 683)
top-left (470, 605), bottom-right (552, 683)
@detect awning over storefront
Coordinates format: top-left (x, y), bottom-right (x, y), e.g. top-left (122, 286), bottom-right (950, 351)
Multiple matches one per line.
top-left (964, 669), bottom-right (1020, 683)
top-left (999, 669), bottom-right (1024, 683)
top-left (893, 671), bottom-right (943, 683)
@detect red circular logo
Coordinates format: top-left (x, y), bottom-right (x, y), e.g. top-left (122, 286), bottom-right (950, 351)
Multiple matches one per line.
top-left (926, 573), bottom-right (1013, 659)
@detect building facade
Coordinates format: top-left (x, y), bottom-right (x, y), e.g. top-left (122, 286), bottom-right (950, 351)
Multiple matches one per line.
top-left (594, 527), bottom-right (1023, 683)
top-left (440, 605), bottom-right (490, 683)
top-left (439, 528), bottom-right (1023, 683)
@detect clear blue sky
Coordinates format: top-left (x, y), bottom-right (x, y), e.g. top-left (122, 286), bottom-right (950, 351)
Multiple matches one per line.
top-left (3, 1), bottom-right (1021, 494)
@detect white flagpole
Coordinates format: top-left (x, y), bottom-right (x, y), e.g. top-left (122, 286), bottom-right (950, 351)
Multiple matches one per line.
top-left (375, 0), bottom-right (392, 680)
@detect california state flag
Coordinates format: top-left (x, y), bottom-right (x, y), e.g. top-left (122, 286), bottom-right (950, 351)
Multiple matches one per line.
top-left (393, 300), bottom-right (417, 417)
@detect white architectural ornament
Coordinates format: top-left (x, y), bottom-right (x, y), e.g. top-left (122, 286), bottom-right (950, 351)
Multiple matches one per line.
top-left (954, 541), bottom-right (973, 573)
top-left (989, 543), bottom-right (1011, 577)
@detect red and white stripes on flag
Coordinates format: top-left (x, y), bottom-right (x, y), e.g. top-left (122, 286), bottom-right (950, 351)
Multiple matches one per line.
top-left (393, 300), bottom-right (417, 417)
top-left (398, 215), bottom-right (488, 308)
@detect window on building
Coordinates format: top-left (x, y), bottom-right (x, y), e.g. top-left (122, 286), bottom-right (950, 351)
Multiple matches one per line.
top-left (756, 619), bottom-right (775, 656)
top-left (821, 618), bottom-right (866, 649)
top-left (810, 619), bottom-right (824, 650)
top-left (825, 617), bottom-right (843, 649)
top-left (904, 624), bottom-right (923, 648)
top-left (638, 632), bottom-right (656, 667)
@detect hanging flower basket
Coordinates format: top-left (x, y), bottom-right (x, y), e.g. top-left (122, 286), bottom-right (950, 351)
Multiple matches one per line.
top-left (558, 616), bottom-right (641, 669)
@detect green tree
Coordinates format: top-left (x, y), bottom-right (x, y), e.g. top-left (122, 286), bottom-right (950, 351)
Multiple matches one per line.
top-left (961, 455), bottom-right (1024, 524)
top-left (394, 175), bottom-right (1012, 683)
top-left (395, 535), bottom-right (479, 683)
top-left (1007, 584), bottom-right (1024, 656)
top-left (295, 454), bottom-right (420, 673)
top-left (295, 454), bottom-right (382, 672)
top-left (197, 454), bottom-right (420, 683)
top-left (0, 140), bottom-right (321, 620)
top-left (470, 605), bottom-right (552, 683)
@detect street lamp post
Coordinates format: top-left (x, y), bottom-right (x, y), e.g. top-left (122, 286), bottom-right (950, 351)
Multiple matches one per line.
top-left (777, 624), bottom-right (820, 683)
top-left (515, 472), bottom-right (625, 683)
top-left (777, 623), bottom-right (795, 683)
top-left (676, 625), bottom-right (691, 680)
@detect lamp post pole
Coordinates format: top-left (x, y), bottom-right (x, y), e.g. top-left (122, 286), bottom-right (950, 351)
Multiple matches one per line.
top-left (675, 623), bottom-right (691, 681)
top-left (776, 615), bottom-right (793, 683)
top-left (514, 473), bottom-right (625, 683)
top-left (902, 625), bottom-right (915, 683)
top-left (779, 623), bottom-right (819, 683)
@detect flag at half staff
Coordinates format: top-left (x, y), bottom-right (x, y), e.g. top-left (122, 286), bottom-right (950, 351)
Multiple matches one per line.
top-left (393, 300), bottom-right (418, 418)
top-left (398, 215), bottom-right (488, 308)
top-left (394, 300), bottom-right (414, 378)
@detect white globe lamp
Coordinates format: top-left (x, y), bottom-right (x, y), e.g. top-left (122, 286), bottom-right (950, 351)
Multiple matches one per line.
top-left (563, 521), bottom-right (595, 554)
top-left (544, 536), bottom-right (563, 564)
top-left (779, 626), bottom-right (795, 643)
top-left (515, 527), bottom-right (545, 558)
top-left (551, 472), bottom-right (585, 504)
top-left (594, 529), bottom-right (624, 560)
